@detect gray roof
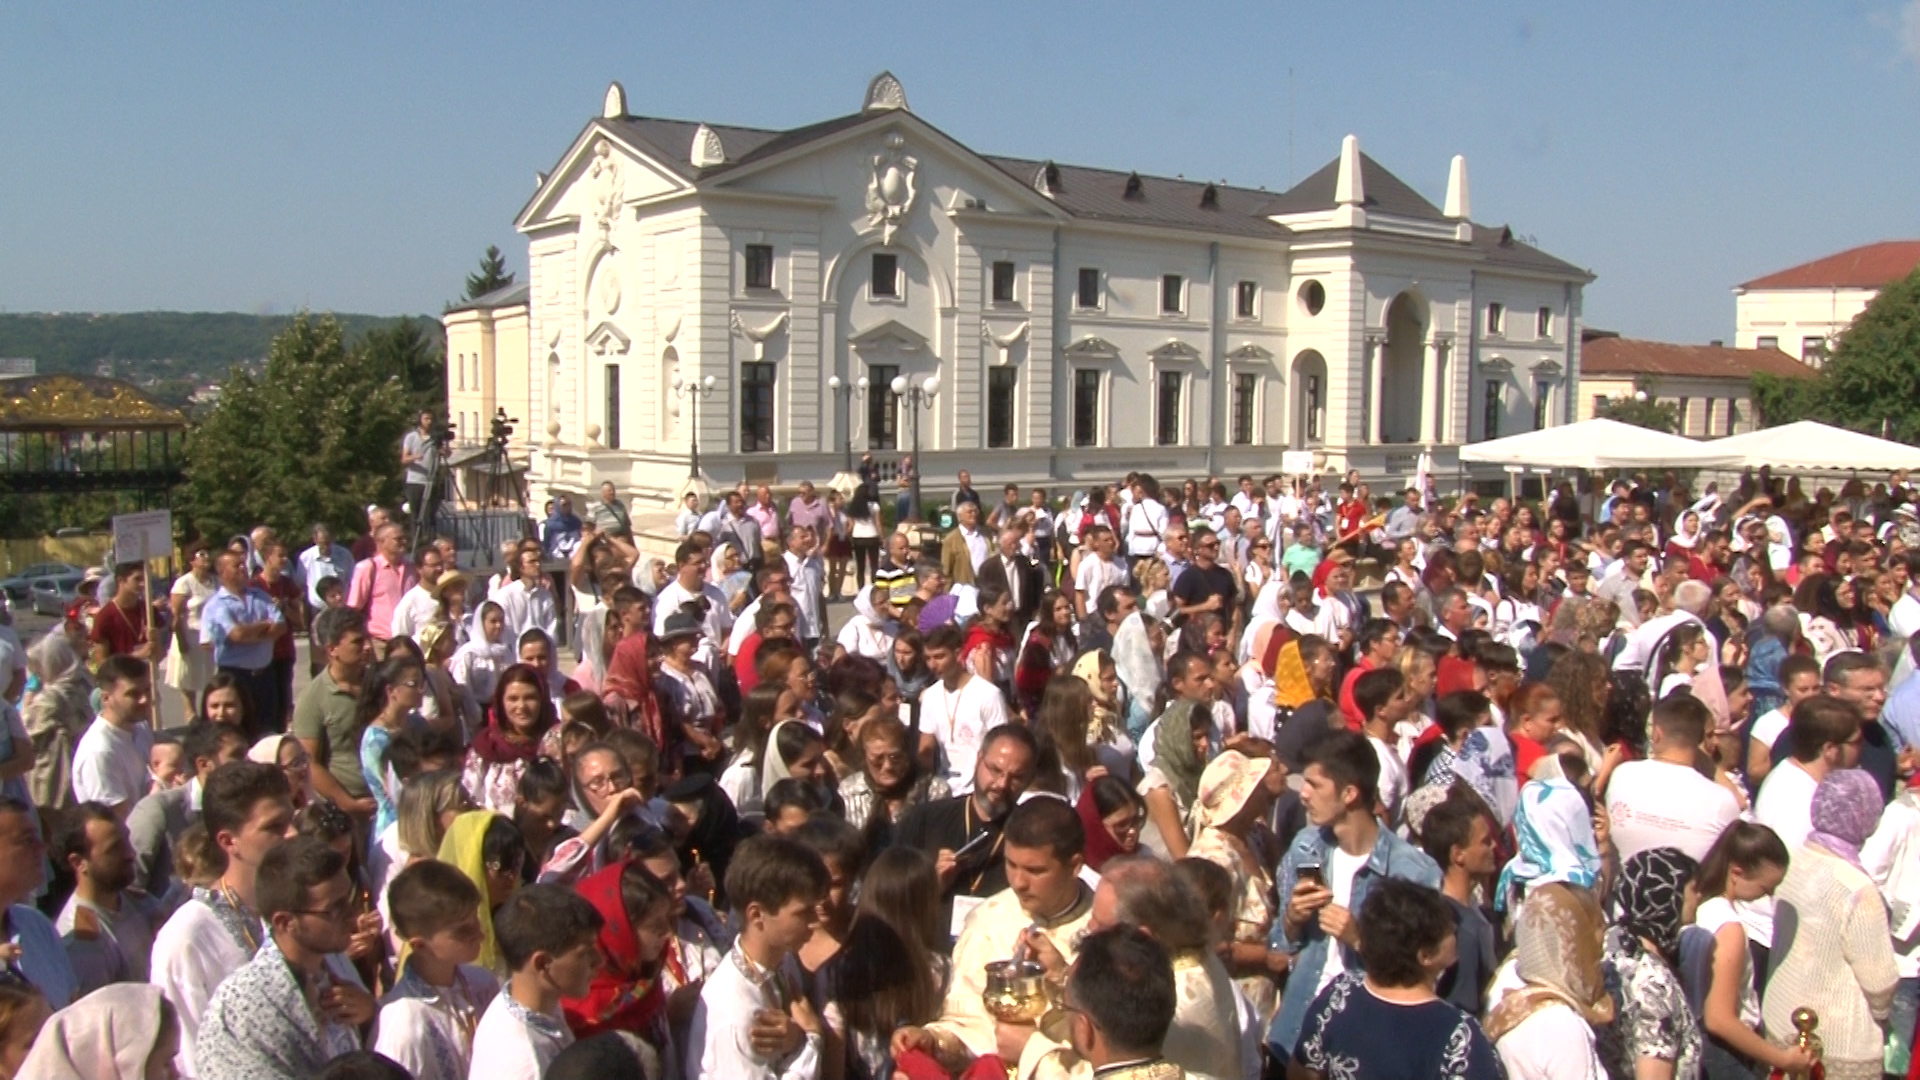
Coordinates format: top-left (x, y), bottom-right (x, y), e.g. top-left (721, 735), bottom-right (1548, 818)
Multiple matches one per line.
top-left (446, 281), bottom-right (529, 313)
top-left (570, 110), bottom-right (1585, 273)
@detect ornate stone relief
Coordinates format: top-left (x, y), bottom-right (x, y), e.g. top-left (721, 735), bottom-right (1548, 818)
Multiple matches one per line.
top-left (863, 71), bottom-right (909, 112)
top-left (730, 310), bottom-right (790, 360)
top-left (690, 124), bottom-right (726, 168)
top-left (589, 139), bottom-right (624, 241)
top-left (863, 134), bottom-right (918, 245)
top-left (980, 320), bottom-right (1029, 366)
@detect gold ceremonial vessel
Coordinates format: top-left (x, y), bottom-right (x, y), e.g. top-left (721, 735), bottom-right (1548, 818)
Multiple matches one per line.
top-left (982, 959), bottom-right (1053, 1024)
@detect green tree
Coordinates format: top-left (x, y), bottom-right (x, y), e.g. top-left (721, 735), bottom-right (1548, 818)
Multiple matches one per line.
top-left (1750, 371), bottom-right (1820, 428)
top-left (359, 317), bottom-right (444, 415)
top-left (1594, 381), bottom-right (1681, 434)
top-left (180, 313), bottom-right (414, 541)
top-left (465, 245), bottom-right (516, 300)
top-left (1804, 268), bottom-right (1920, 441)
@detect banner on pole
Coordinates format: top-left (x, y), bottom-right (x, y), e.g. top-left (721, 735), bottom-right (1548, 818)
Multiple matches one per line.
top-left (112, 510), bottom-right (173, 564)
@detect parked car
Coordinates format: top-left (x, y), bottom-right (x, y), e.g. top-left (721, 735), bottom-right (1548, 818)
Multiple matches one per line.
top-left (1, 563), bottom-right (84, 604)
top-left (28, 574), bottom-right (85, 616)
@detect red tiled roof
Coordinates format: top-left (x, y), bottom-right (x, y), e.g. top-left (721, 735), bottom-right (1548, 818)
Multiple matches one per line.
top-left (1739, 240), bottom-right (1920, 291)
top-left (1580, 336), bottom-right (1815, 381)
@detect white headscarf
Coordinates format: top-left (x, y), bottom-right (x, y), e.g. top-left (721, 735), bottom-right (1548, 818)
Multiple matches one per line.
top-left (1669, 511), bottom-right (1702, 550)
top-left (1111, 612), bottom-right (1163, 714)
top-left (631, 554), bottom-right (666, 597)
top-left (760, 719), bottom-right (805, 795)
top-left (1237, 579), bottom-right (1288, 664)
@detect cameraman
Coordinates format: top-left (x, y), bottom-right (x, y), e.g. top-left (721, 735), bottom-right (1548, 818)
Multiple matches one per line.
top-left (401, 410), bottom-right (439, 524)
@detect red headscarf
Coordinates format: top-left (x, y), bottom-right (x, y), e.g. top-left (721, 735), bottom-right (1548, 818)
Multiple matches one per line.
top-left (602, 631), bottom-right (666, 749)
top-left (1076, 784), bottom-right (1128, 871)
top-left (562, 860), bottom-right (668, 1040)
top-left (468, 663), bottom-right (553, 766)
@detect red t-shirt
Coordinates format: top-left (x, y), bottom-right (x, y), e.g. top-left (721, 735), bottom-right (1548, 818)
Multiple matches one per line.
top-left (253, 573), bottom-right (301, 662)
top-left (1511, 733), bottom-right (1547, 781)
top-left (89, 598), bottom-right (148, 658)
top-left (1337, 499), bottom-right (1366, 538)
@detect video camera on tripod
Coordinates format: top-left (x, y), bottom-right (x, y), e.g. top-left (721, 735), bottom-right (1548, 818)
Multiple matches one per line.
top-left (488, 408), bottom-right (518, 451)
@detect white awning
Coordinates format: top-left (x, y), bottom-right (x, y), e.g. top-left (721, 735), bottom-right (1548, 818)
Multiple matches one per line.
top-left (1457, 417), bottom-right (1743, 469)
top-left (1706, 420), bottom-right (1920, 472)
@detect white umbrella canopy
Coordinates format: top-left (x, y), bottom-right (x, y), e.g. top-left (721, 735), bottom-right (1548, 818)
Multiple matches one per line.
top-left (1458, 417), bottom-right (1744, 470)
top-left (1707, 420), bottom-right (1920, 472)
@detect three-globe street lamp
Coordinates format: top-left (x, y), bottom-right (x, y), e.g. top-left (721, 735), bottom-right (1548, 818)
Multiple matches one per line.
top-left (890, 373), bottom-right (940, 521)
top-left (671, 374), bottom-right (717, 480)
top-left (826, 375), bottom-right (869, 476)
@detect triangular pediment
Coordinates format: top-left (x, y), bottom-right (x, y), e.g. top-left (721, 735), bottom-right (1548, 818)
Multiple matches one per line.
top-left (585, 321), bottom-right (631, 355)
top-left (1532, 359), bottom-right (1564, 378)
top-left (1481, 356), bottom-right (1514, 376)
top-left (516, 121), bottom-right (695, 232)
top-left (1227, 342), bottom-right (1276, 363)
top-left (1063, 335), bottom-right (1121, 359)
top-left (1149, 338), bottom-right (1204, 361)
top-left (848, 319), bottom-right (931, 354)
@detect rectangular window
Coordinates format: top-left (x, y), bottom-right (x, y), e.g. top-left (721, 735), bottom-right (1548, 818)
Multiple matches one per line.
top-left (456, 353), bottom-right (465, 392)
top-left (1156, 371), bottom-right (1183, 445)
top-left (1235, 281), bottom-right (1258, 319)
top-left (987, 368), bottom-right (1017, 448)
top-left (871, 253), bottom-right (899, 298)
top-left (603, 365), bottom-right (621, 449)
top-left (1756, 335), bottom-right (1779, 351)
top-left (1592, 394), bottom-right (1608, 415)
top-left (1072, 369), bottom-right (1101, 447)
top-left (1678, 397), bottom-right (1691, 435)
top-left (1161, 274), bottom-right (1184, 315)
top-left (1537, 306), bottom-right (1553, 338)
top-left (991, 261), bottom-right (1016, 304)
top-left (1077, 267), bottom-right (1101, 309)
top-left (1305, 375), bottom-right (1322, 441)
top-left (744, 244), bottom-right (774, 290)
top-left (1483, 380), bottom-right (1502, 439)
top-left (1487, 302), bottom-right (1504, 335)
top-left (1802, 336), bottom-right (1824, 364)
top-left (740, 362), bottom-right (775, 453)
top-left (1231, 373), bottom-right (1257, 445)
top-left (1533, 378), bottom-right (1551, 430)
top-left (867, 364), bottom-right (898, 451)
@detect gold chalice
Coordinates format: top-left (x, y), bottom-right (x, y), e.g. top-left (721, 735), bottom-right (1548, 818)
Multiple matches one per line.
top-left (982, 958), bottom-right (1052, 1024)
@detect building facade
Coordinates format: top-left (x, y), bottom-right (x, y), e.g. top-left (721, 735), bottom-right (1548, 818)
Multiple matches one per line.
top-left (1575, 331), bottom-right (1814, 437)
top-left (1734, 240), bottom-right (1920, 367)
top-left (457, 73), bottom-right (1591, 508)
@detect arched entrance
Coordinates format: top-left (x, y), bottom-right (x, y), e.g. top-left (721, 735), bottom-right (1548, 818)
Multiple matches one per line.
top-left (1380, 292), bottom-right (1427, 443)
top-left (1290, 350), bottom-right (1327, 449)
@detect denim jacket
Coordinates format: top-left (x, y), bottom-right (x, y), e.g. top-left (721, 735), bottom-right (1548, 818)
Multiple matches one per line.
top-left (1263, 819), bottom-right (1441, 1057)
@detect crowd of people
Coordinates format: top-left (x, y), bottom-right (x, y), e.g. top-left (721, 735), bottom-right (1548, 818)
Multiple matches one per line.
top-left (6, 461), bottom-right (1920, 1079)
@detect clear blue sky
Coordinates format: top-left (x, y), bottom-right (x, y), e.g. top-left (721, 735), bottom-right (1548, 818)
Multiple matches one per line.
top-left (3, 2), bottom-right (1917, 344)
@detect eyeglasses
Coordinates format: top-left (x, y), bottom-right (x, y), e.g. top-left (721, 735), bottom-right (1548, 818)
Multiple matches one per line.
top-left (583, 771), bottom-right (633, 794)
top-left (865, 751), bottom-right (910, 769)
top-left (295, 897), bottom-right (356, 921)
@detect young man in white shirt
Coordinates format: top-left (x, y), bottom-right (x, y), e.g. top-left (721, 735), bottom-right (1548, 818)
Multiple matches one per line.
top-left (71, 655), bottom-right (156, 819)
top-left (1605, 694), bottom-right (1742, 863)
top-left (781, 525), bottom-right (827, 651)
top-left (690, 835), bottom-right (826, 1080)
top-left (385, 543), bottom-right (447, 642)
top-left (1123, 476), bottom-right (1169, 559)
top-left (152, 761), bottom-right (295, 1079)
top-left (492, 547), bottom-right (558, 646)
top-left (653, 541), bottom-right (735, 669)
top-left (470, 884), bottom-right (605, 1080)
top-left (1352, 667), bottom-right (1414, 823)
top-left (1073, 526), bottom-right (1130, 619)
top-left (915, 624), bottom-right (1012, 796)
top-left (1745, 652), bottom-right (1823, 790)
top-left (1744, 694), bottom-right (1864, 963)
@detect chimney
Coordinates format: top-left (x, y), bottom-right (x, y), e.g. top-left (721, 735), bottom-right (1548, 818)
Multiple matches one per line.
top-left (1334, 135), bottom-right (1364, 207)
top-left (1710, 340), bottom-right (1724, 347)
top-left (1444, 154), bottom-right (1470, 219)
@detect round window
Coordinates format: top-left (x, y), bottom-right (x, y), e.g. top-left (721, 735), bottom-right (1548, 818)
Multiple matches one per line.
top-left (1298, 279), bottom-right (1326, 317)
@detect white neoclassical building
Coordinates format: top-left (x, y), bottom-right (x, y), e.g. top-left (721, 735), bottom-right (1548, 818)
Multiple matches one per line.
top-left (450, 73), bottom-right (1591, 508)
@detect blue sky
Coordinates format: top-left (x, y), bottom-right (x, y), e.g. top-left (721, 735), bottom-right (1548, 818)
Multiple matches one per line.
top-left (2, 2), bottom-right (1917, 344)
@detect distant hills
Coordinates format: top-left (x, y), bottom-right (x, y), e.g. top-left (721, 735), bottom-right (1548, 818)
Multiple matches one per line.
top-left (0, 312), bottom-right (441, 406)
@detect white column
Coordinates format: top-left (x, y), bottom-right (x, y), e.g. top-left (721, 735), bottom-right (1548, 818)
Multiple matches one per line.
top-left (1367, 337), bottom-right (1385, 445)
top-left (1418, 339), bottom-right (1439, 444)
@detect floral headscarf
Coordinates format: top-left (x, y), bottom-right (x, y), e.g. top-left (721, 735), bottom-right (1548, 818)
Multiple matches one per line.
top-left (1614, 846), bottom-right (1698, 961)
top-left (1808, 767), bottom-right (1883, 871)
top-left (1190, 750), bottom-right (1270, 832)
top-left (1071, 650), bottom-right (1121, 745)
top-left (1452, 726), bottom-right (1519, 828)
top-left (1495, 777), bottom-right (1601, 912)
top-left (1483, 883), bottom-right (1616, 1042)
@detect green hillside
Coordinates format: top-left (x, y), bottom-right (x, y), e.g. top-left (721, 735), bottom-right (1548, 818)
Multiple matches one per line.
top-left (0, 311), bottom-right (441, 404)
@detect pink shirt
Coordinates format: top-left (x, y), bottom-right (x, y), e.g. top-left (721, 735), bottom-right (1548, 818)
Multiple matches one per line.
top-left (745, 501), bottom-right (781, 541)
top-left (346, 554), bottom-right (418, 640)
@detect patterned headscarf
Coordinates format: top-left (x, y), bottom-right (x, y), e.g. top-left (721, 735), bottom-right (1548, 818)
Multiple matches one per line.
top-left (1495, 777), bottom-right (1602, 913)
top-left (1398, 781), bottom-right (1456, 844)
top-left (1483, 883), bottom-right (1616, 1042)
top-left (1072, 649), bottom-right (1121, 744)
top-left (1808, 768), bottom-right (1884, 871)
top-left (1152, 699), bottom-right (1207, 813)
top-left (1614, 846), bottom-right (1698, 961)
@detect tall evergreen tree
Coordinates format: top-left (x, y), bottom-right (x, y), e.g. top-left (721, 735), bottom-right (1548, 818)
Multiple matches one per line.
top-left (181, 313), bottom-right (414, 540)
top-left (465, 245), bottom-right (516, 300)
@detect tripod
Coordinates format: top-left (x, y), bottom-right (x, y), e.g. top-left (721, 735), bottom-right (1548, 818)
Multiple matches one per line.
top-left (410, 409), bottom-right (528, 573)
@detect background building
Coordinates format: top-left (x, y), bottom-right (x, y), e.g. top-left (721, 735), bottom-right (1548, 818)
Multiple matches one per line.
top-left (1576, 330), bottom-right (1813, 436)
top-left (455, 73), bottom-right (1591, 509)
top-left (1734, 240), bottom-right (1920, 367)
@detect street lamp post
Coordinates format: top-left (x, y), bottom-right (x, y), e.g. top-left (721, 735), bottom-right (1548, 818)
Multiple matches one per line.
top-left (826, 374), bottom-right (869, 476)
top-left (890, 373), bottom-right (940, 521)
top-left (672, 374), bottom-right (717, 480)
